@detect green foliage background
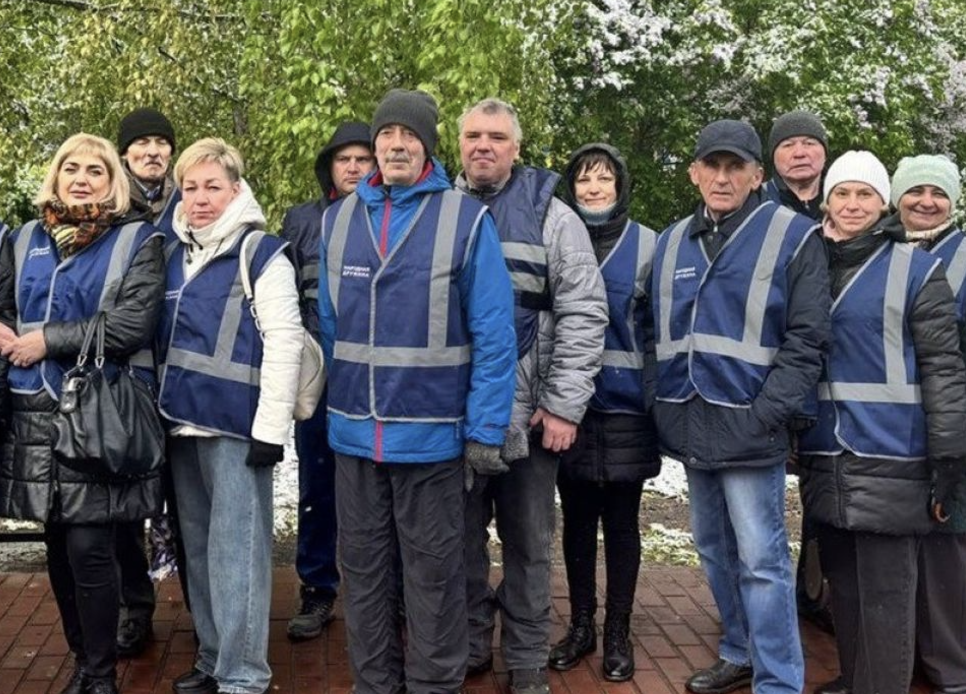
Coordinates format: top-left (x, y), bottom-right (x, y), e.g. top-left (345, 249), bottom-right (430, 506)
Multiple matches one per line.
top-left (2, 0), bottom-right (965, 230)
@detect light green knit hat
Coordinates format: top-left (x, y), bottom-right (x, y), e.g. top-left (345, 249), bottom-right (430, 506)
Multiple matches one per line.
top-left (891, 154), bottom-right (961, 208)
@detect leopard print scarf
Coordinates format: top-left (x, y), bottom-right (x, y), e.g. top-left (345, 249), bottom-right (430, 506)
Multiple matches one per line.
top-left (42, 199), bottom-right (118, 258)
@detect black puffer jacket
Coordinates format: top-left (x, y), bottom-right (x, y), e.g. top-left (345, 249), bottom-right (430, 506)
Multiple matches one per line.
top-left (559, 143), bottom-right (660, 483)
top-left (0, 224), bottom-right (166, 524)
top-left (799, 216), bottom-right (966, 535)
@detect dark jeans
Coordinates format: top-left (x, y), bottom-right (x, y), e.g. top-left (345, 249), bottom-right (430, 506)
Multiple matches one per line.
top-left (47, 523), bottom-right (119, 681)
top-left (816, 523), bottom-right (919, 694)
top-left (336, 455), bottom-right (467, 694)
top-left (294, 405), bottom-right (339, 598)
top-left (115, 521), bottom-right (155, 623)
top-left (916, 533), bottom-right (966, 688)
top-left (464, 446), bottom-right (558, 671)
top-left (557, 476), bottom-right (643, 615)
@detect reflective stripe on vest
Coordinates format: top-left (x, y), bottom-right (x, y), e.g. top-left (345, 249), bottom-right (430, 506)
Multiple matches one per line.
top-left (484, 167), bottom-right (557, 357)
top-left (10, 220), bottom-right (160, 397)
top-left (591, 221), bottom-right (657, 414)
top-left (302, 261), bottom-right (320, 300)
top-left (929, 229), bottom-right (966, 323)
top-left (157, 229), bottom-right (285, 437)
top-left (800, 242), bottom-right (937, 460)
top-left (324, 190), bottom-right (482, 421)
top-left (653, 203), bottom-right (814, 406)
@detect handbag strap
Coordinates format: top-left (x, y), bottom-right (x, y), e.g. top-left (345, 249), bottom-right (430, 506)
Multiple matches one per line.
top-left (75, 312), bottom-right (107, 368)
top-left (239, 230), bottom-right (265, 338)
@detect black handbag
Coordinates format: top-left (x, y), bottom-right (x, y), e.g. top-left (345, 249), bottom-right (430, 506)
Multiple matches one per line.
top-left (51, 313), bottom-right (165, 479)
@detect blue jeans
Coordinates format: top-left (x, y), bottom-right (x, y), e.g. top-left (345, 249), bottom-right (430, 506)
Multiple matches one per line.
top-left (170, 437), bottom-right (274, 694)
top-left (686, 463), bottom-right (803, 694)
top-left (294, 404), bottom-right (339, 597)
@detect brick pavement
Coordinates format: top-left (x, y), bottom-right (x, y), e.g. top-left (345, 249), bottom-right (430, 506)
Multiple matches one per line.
top-left (0, 567), bottom-right (931, 694)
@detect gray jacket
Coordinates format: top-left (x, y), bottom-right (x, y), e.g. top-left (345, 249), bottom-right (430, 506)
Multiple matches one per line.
top-left (457, 171), bottom-right (608, 461)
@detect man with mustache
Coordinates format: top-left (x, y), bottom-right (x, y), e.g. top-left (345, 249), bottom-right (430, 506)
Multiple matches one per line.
top-left (317, 89), bottom-right (516, 694)
top-left (281, 121), bottom-right (374, 643)
top-left (651, 119), bottom-right (829, 694)
top-left (455, 97), bottom-right (608, 694)
top-left (110, 107), bottom-right (181, 660)
top-left (118, 107), bottom-right (180, 239)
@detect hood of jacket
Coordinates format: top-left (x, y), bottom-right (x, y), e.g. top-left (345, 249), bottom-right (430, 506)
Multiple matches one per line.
top-left (355, 157), bottom-right (453, 208)
top-left (314, 121), bottom-right (372, 196)
top-left (561, 142), bottom-right (632, 227)
top-left (172, 178), bottom-right (266, 252)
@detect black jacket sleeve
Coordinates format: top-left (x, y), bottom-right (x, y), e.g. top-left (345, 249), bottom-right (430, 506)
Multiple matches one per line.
top-left (281, 203), bottom-right (321, 341)
top-left (0, 234), bottom-right (15, 424)
top-left (751, 230), bottom-right (832, 429)
top-left (43, 235), bottom-right (166, 361)
top-left (910, 264), bottom-right (966, 466)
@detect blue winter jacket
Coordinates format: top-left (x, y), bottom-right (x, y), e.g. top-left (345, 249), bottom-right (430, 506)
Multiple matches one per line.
top-left (318, 159), bottom-right (517, 463)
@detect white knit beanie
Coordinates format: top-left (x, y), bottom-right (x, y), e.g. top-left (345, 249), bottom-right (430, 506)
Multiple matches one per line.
top-left (823, 150), bottom-right (890, 205)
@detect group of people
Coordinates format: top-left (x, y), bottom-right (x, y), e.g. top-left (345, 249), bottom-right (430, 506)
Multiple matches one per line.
top-left (0, 87), bottom-right (963, 694)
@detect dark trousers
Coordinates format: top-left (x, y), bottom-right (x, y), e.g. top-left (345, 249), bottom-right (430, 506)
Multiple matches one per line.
top-left (163, 456), bottom-right (191, 612)
top-left (294, 405), bottom-right (339, 598)
top-left (464, 447), bottom-right (558, 671)
top-left (336, 455), bottom-right (467, 694)
top-left (115, 521), bottom-right (155, 622)
top-left (46, 523), bottom-right (119, 681)
top-left (816, 523), bottom-right (919, 694)
top-left (916, 533), bottom-right (966, 688)
top-left (557, 476), bottom-right (643, 615)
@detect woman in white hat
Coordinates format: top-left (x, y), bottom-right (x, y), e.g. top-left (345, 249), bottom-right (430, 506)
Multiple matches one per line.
top-left (798, 151), bottom-right (966, 694)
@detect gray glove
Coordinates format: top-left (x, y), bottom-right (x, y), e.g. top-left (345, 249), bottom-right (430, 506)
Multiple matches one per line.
top-left (463, 441), bottom-right (509, 492)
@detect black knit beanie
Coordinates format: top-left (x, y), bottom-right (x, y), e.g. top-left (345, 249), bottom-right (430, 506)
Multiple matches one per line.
top-left (370, 89), bottom-right (439, 158)
top-left (117, 108), bottom-right (176, 154)
top-left (768, 110), bottom-right (827, 161)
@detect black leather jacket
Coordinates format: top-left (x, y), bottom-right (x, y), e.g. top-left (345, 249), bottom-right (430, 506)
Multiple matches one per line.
top-left (0, 225), bottom-right (166, 524)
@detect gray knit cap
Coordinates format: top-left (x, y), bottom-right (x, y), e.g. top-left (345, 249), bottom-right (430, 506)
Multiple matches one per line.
top-left (371, 89), bottom-right (439, 158)
top-left (768, 110), bottom-right (828, 161)
top-left (891, 154), bottom-right (962, 208)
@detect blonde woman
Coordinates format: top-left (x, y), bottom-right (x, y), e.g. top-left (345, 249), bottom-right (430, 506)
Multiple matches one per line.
top-left (156, 138), bottom-right (302, 694)
top-left (0, 133), bottom-right (165, 694)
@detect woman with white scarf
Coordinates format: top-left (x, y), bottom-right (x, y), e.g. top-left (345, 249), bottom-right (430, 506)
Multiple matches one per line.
top-left (155, 138), bottom-right (303, 694)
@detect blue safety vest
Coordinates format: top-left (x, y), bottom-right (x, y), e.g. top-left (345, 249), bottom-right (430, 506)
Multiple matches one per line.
top-left (652, 201), bottom-right (818, 406)
top-left (485, 167), bottom-right (558, 357)
top-left (928, 229), bottom-right (966, 322)
top-left (591, 221), bottom-right (657, 414)
top-left (323, 190), bottom-right (486, 421)
top-left (157, 229), bottom-right (286, 438)
top-left (8, 220), bottom-right (161, 398)
top-left (154, 189), bottom-right (180, 242)
top-left (799, 242), bottom-right (939, 460)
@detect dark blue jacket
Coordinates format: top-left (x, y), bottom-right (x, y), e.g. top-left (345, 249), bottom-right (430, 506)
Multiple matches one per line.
top-left (651, 196), bottom-right (830, 469)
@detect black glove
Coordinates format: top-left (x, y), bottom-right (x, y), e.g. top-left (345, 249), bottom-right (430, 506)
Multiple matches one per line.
top-left (246, 440), bottom-right (284, 468)
top-left (930, 458), bottom-right (963, 523)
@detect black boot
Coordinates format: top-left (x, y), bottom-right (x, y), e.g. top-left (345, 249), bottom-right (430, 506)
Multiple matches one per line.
top-left (58, 664), bottom-right (89, 694)
top-left (87, 679), bottom-right (118, 694)
top-left (548, 608), bottom-right (596, 671)
top-left (602, 612), bottom-right (634, 682)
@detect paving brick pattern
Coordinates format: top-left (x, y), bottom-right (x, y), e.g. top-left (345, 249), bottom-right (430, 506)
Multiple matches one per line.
top-left (0, 567), bottom-right (931, 694)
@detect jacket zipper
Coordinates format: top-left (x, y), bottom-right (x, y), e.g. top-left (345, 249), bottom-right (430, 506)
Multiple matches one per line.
top-left (373, 196), bottom-right (392, 463)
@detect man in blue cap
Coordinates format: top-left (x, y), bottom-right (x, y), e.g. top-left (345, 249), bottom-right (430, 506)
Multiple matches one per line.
top-left (650, 119), bottom-right (830, 694)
